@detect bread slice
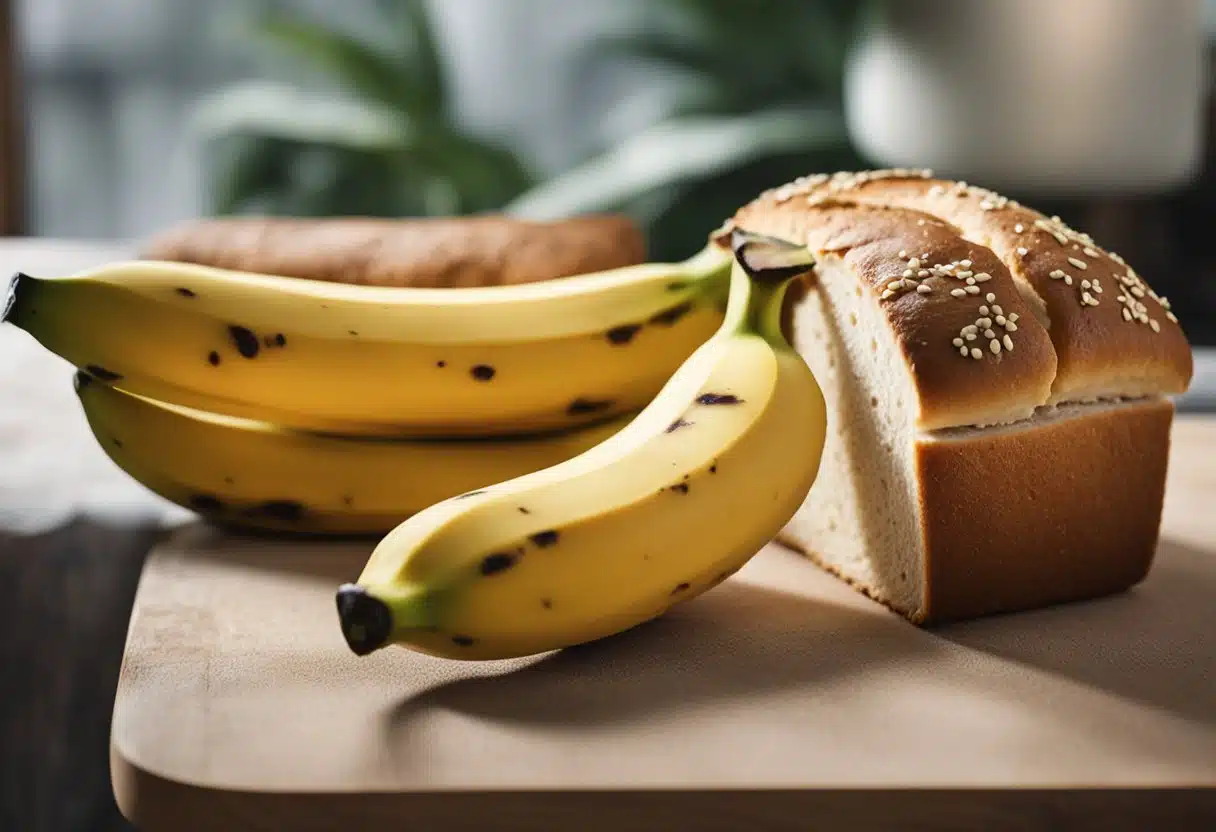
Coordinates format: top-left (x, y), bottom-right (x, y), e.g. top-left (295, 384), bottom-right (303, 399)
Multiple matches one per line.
top-left (714, 170), bottom-right (1193, 623)
top-left (140, 215), bottom-right (646, 288)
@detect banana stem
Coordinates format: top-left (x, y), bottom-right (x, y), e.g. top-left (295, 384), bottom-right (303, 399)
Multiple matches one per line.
top-left (721, 261), bottom-right (796, 346)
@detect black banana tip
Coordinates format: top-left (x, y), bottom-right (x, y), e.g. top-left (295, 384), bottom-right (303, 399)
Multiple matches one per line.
top-left (2, 272), bottom-right (25, 324)
top-left (336, 583), bottom-right (393, 657)
top-left (730, 230), bottom-right (815, 284)
top-left (72, 369), bottom-right (93, 394)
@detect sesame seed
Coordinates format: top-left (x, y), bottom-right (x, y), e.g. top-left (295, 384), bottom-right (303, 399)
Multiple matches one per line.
top-left (992, 305), bottom-right (1003, 315)
top-left (899, 250), bottom-right (907, 258)
top-left (971, 347), bottom-right (983, 359)
top-left (978, 317), bottom-right (993, 328)
top-left (975, 273), bottom-right (992, 282)
top-left (979, 305), bottom-right (990, 315)
top-left (1065, 275), bottom-right (1073, 286)
top-left (916, 284), bottom-right (932, 294)
top-left (1167, 312), bottom-right (1178, 323)
top-left (951, 288), bottom-right (967, 298)
top-left (966, 277), bottom-right (977, 286)
top-left (990, 339), bottom-right (1001, 354)
top-left (1150, 319), bottom-right (1160, 332)
top-left (960, 259), bottom-right (973, 268)
top-left (984, 328), bottom-right (996, 339)
top-left (985, 292), bottom-right (996, 303)
top-left (959, 345), bottom-right (969, 357)
top-left (1054, 232), bottom-right (1069, 245)
top-left (1084, 247), bottom-right (1099, 257)
top-left (917, 219), bottom-right (927, 226)
top-left (902, 269), bottom-right (914, 278)
top-left (953, 337), bottom-right (964, 347)
top-left (1068, 257), bottom-right (1088, 270)
top-left (1017, 247), bottom-right (1029, 256)
top-left (918, 269), bottom-right (930, 277)
top-left (929, 185), bottom-right (945, 197)
top-left (1081, 279), bottom-right (1091, 289)
top-left (1092, 281), bottom-right (1103, 293)
top-left (1008, 313), bottom-right (1019, 322)
top-left (965, 332), bottom-right (977, 341)
top-left (888, 281), bottom-right (902, 290)
top-left (1123, 308), bottom-right (1133, 321)
top-left (963, 325), bottom-right (978, 334)
top-left (957, 270), bottom-right (973, 279)
top-left (909, 258), bottom-right (921, 269)
top-left (1131, 286), bottom-right (1145, 298)
top-left (965, 285), bottom-right (981, 294)
top-left (995, 315), bottom-right (1006, 325)
top-left (1003, 334), bottom-right (1014, 351)
top-left (1050, 270), bottom-right (1066, 280)
top-left (1014, 224), bottom-right (1025, 233)
top-left (881, 290), bottom-right (894, 300)
top-left (1005, 321), bottom-right (1018, 332)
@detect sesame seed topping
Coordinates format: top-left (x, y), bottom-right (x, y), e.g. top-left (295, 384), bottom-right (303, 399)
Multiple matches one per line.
top-left (985, 292), bottom-right (996, 302)
top-left (1005, 321), bottom-right (1018, 332)
top-left (978, 317), bottom-right (993, 328)
top-left (1003, 334), bottom-right (1014, 351)
top-left (899, 250), bottom-right (907, 258)
top-left (1017, 246), bottom-right (1029, 256)
top-left (1081, 291), bottom-right (1096, 306)
top-left (917, 219), bottom-right (927, 226)
top-left (1064, 275), bottom-right (1073, 285)
top-left (1083, 247), bottom-right (1100, 257)
top-left (974, 273), bottom-right (992, 282)
top-left (1150, 319), bottom-right (1160, 332)
top-left (965, 285), bottom-right (980, 294)
top-left (960, 259), bottom-right (972, 268)
top-left (1068, 257), bottom-right (1088, 270)
top-left (888, 281), bottom-right (902, 290)
top-left (909, 258), bottom-right (921, 269)
top-left (881, 290), bottom-right (894, 300)
top-left (1014, 224), bottom-right (1025, 233)
top-left (995, 315), bottom-right (1006, 325)
top-left (1131, 286), bottom-right (1145, 298)
top-left (1167, 312), bottom-right (1178, 323)
top-left (1122, 308), bottom-right (1133, 321)
top-left (959, 345), bottom-right (969, 357)
top-left (902, 269), bottom-right (914, 278)
top-left (992, 305), bottom-right (1003, 315)
top-left (1081, 279), bottom-right (1091, 289)
top-left (1050, 270), bottom-right (1066, 280)
top-left (965, 332), bottom-right (977, 341)
top-left (963, 325), bottom-right (978, 334)
top-left (953, 338), bottom-right (964, 347)
top-left (966, 277), bottom-right (976, 286)
top-left (1009, 312), bottom-right (1019, 322)
top-left (979, 305), bottom-right (990, 316)
top-left (916, 284), bottom-right (932, 294)
top-left (984, 329), bottom-right (996, 339)
top-left (971, 347), bottom-right (983, 359)
top-left (918, 269), bottom-right (930, 277)
top-left (990, 339), bottom-right (1001, 354)
top-left (951, 288), bottom-right (967, 298)
top-left (1092, 280), bottom-right (1103, 293)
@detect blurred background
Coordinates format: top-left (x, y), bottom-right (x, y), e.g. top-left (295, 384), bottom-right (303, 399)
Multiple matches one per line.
top-left (2, 0), bottom-right (1215, 349)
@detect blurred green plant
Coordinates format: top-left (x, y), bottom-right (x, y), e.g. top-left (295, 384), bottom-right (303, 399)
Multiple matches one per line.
top-left (192, 0), bottom-right (534, 217)
top-left (506, 0), bottom-right (877, 260)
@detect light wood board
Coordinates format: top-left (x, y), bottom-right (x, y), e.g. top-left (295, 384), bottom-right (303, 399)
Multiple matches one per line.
top-left (111, 417), bottom-right (1216, 831)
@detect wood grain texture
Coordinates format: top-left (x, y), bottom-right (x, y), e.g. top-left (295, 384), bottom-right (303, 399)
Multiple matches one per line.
top-left (111, 417), bottom-right (1216, 831)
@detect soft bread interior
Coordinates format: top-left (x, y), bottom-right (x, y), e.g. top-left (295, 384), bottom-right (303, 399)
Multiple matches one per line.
top-left (782, 254), bottom-right (925, 617)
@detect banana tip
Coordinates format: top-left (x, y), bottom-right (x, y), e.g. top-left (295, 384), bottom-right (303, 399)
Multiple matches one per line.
top-left (2, 272), bottom-right (24, 325)
top-left (336, 583), bottom-right (393, 657)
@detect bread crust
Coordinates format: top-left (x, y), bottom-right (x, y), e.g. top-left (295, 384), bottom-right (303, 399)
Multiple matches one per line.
top-left (141, 215), bottom-right (646, 288)
top-left (721, 171), bottom-right (1192, 403)
top-left (916, 397), bottom-right (1173, 623)
top-left (724, 199), bottom-right (1057, 430)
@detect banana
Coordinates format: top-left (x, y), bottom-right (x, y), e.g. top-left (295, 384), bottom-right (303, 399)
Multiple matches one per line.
top-left (74, 372), bottom-right (634, 536)
top-left (335, 232), bottom-right (827, 660)
top-left (4, 245), bottom-right (730, 437)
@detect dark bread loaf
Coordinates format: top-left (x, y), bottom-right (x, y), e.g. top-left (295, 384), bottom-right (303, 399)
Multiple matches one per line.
top-left (141, 215), bottom-right (646, 288)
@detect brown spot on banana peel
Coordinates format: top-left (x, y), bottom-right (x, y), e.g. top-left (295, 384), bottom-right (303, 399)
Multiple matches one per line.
top-left (529, 530), bottom-right (559, 547)
top-left (188, 494), bottom-right (225, 512)
top-left (665, 418), bottom-right (693, 433)
top-left (456, 490), bottom-right (487, 500)
top-left (541, 598), bottom-right (553, 609)
top-left (479, 552), bottom-right (518, 576)
top-left (568, 398), bottom-right (614, 416)
top-left (262, 333), bottom-right (287, 348)
top-left (84, 364), bottom-right (123, 383)
top-left (470, 364), bottom-right (496, 381)
top-left (671, 582), bottom-right (691, 595)
top-left (436, 360), bottom-right (446, 368)
top-left (175, 287), bottom-right (196, 298)
top-left (648, 300), bottom-right (694, 326)
top-left (605, 323), bottom-right (642, 345)
top-left (207, 351), bottom-right (221, 366)
top-left (669, 483), bottom-right (690, 495)
top-left (247, 500), bottom-right (306, 522)
top-left (696, 393), bottom-right (741, 406)
top-left (517, 507), bottom-right (530, 514)
top-left (228, 325), bottom-right (260, 358)
top-left (451, 635), bottom-right (476, 647)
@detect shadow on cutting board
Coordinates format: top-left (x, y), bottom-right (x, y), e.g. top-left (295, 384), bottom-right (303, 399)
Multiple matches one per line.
top-left (385, 578), bottom-right (934, 738)
top-left (937, 537), bottom-right (1216, 727)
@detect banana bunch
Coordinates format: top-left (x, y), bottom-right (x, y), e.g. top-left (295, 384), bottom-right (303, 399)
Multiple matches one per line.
top-left (336, 233), bottom-right (828, 661)
top-left (3, 245), bottom-right (732, 534)
top-left (5, 245), bottom-right (731, 436)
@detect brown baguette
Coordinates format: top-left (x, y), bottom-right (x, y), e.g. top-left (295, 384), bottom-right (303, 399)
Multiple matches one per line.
top-left (140, 214), bottom-right (646, 288)
top-left (713, 169), bottom-right (1194, 623)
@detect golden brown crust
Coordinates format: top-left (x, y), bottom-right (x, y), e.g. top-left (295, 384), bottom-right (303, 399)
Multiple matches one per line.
top-left (141, 215), bottom-right (646, 288)
top-left (733, 171), bottom-right (1193, 403)
top-left (727, 198), bottom-right (1057, 430)
top-left (916, 398), bottom-right (1172, 623)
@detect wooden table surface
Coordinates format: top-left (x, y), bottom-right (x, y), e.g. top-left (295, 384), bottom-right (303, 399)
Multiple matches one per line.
top-left (108, 416), bottom-right (1216, 832)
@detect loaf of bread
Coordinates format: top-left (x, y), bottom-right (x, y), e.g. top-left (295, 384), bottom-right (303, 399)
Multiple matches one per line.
top-left (140, 214), bottom-right (646, 288)
top-left (713, 169), bottom-right (1194, 623)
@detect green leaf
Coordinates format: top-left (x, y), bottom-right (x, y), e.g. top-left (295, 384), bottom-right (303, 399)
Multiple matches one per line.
top-left (188, 81), bottom-right (412, 151)
top-left (253, 11), bottom-right (430, 114)
top-left (504, 109), bottom-right (848, 220)
top-left (392, 0), bottom-right (448, 118)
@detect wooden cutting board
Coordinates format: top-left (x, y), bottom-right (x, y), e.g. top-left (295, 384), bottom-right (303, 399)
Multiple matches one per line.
top-left (111, 417), bottom-right (1216, 831)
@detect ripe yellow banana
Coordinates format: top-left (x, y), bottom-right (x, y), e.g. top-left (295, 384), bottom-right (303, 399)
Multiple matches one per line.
top-left (5, 245), bottom-right (730, 437)
top-left (74, 372), bottom-right (634, 536)
top-left (336, 232), bottom-right (827, 660)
